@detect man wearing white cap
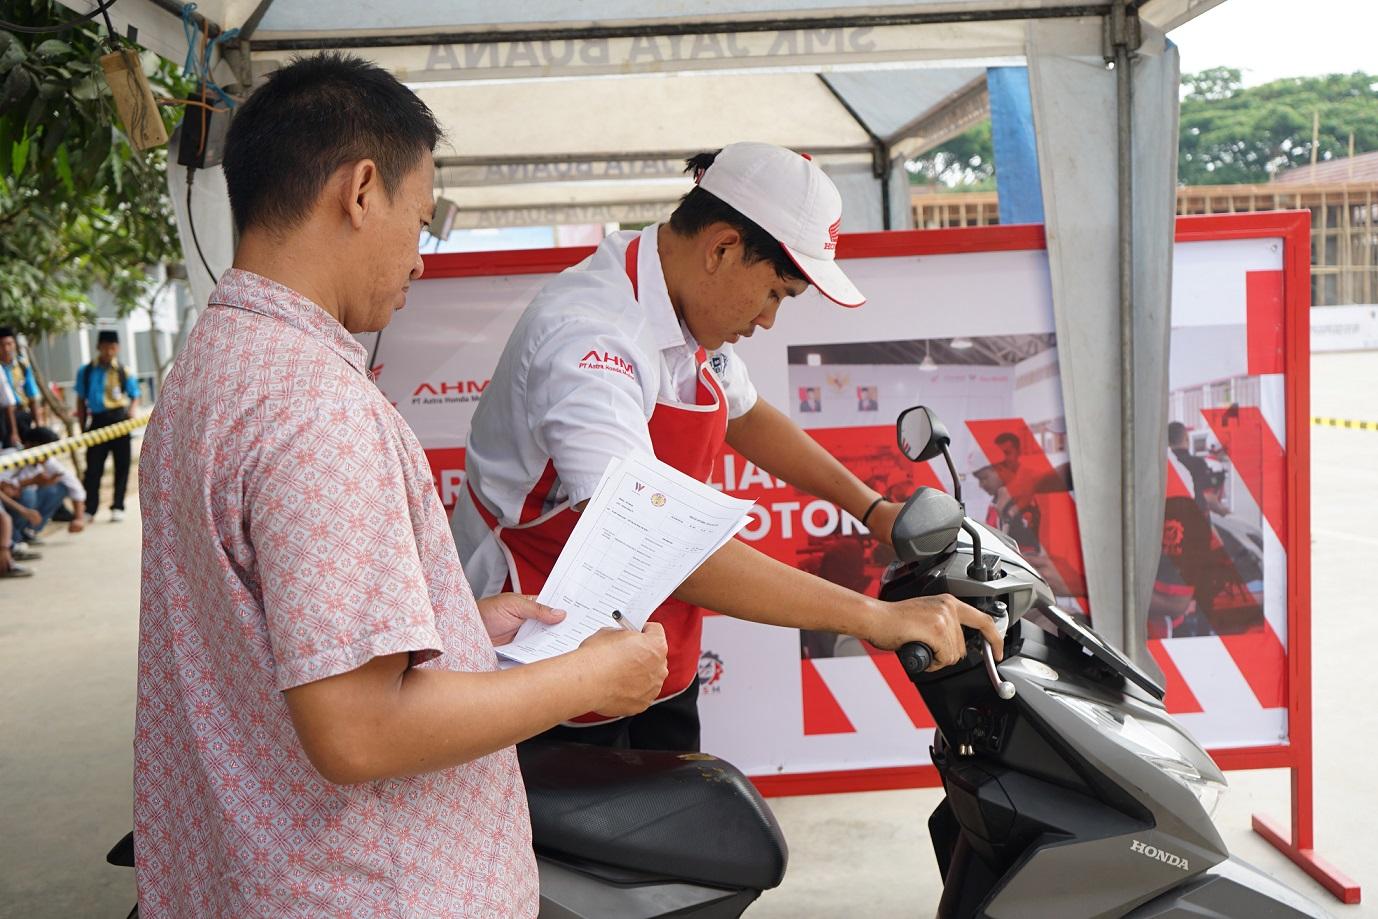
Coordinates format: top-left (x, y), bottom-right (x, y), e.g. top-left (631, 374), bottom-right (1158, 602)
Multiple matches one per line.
top-left (455, 142), bottom-right (1002, 751)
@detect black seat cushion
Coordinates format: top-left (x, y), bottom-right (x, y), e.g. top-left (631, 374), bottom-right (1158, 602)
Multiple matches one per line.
top-left (519, 742), bottom-right (788, 891)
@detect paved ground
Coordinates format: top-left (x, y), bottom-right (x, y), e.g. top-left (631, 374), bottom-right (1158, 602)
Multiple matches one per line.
top-left (3, 352), bottom-right (1377, 918)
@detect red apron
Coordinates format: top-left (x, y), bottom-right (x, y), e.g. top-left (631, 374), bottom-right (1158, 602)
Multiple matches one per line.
top-left (468, 235), bottom-right (728, 723)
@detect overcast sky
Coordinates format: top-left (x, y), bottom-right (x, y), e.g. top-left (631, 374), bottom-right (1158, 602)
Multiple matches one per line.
top-left (1169, 0), bottom-right (1377, 85)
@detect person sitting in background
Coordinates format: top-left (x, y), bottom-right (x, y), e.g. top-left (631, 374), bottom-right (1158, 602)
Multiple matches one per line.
top-left (10, 427), bottom-right (87, 539)
top-left (0, 477), bottom-right (43, 563)
top-left (75, 330), bottom-right (140, 522)
top-left (0, 508), bottom-right (30, 578)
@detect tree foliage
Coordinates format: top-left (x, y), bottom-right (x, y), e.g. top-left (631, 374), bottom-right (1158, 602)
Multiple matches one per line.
top-left (907, 121), bottom-right (996, 190)
top-left (1179, 68), bottom-right (1378, 184)
top-left (907, 69), bottom-right (1378, 189)
top-left (0, 0), bottom-right (191, 343)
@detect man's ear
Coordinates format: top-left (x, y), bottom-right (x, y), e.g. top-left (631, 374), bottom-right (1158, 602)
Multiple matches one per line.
top-left (340, 159), bottom-right (380, 231)
top-left (703, 223), bottom-right (743, 275)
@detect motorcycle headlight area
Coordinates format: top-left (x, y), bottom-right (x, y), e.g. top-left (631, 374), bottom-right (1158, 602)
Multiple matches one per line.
top-left (1045, 691), bottom-right (1226, 818)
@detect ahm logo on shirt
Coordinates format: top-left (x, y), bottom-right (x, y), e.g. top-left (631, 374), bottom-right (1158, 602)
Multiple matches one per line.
top-left (709, 352), bottom-right (728, 375)
top-left (579, 350), bottom-right (636, 380)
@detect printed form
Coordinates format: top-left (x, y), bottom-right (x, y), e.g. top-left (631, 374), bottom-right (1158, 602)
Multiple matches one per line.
top-left (496, 452), bottom-right (755, 665)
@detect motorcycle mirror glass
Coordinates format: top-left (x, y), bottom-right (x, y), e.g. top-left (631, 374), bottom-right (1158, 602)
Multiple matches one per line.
top-left (892, 487), bottom-right (965, 563)
top-left (897, 405), bottom-right (951, 463)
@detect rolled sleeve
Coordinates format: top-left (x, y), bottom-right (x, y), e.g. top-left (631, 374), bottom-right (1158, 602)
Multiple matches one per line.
top-left (526, 317), bottom-right (656, 505)
top-left (245, 401), bottom-right (445, 690)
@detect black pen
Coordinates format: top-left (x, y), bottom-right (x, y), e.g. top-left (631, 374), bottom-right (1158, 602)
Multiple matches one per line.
top-left (610, 610), bottom-right (641, 633)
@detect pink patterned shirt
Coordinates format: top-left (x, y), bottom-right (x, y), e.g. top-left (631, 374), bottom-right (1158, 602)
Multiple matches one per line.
top-left (135, 269), bottom-right (537, 918)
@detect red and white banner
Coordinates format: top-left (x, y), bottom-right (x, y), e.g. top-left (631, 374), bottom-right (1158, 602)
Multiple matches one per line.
top-left (364, 214), bottom-right (1310, 790)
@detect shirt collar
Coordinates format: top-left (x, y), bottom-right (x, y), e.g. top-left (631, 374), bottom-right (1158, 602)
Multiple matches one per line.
top-left (636, 225), bottom-right (697, 354)
top-left (208, 269), bottom-right (369, 375)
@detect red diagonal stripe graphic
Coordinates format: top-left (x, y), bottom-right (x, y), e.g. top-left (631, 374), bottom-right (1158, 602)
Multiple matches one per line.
top-left (864, 644), bottom-right (936, 729)
top-left (1246, 270), bottom-right (1285, 376)
top-left (801, 659), bottom-right (857, 735)
top-left (1146, 640), bottom-right (1205, 714)
top-left (1165, 459), bottom-right (1192, 499)
top-left (1220, 624), bottom-right (1287, 709)
top-left (1201, 406), bottom-right (1286, 543)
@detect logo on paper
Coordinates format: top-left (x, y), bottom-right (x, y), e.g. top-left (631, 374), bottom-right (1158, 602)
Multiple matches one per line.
top-left (634, 482), bottom-right (645, 493)
top-left (824, 217), bottom-right (841, 251)
top-left (579, 349), bottom-right (637, 380)
top-left (699, 650), bottom-right (724, 694)
top-left (1129, 839), bottom-right (1190, 871)
top-left (650, 493), bottom-right (666, 507)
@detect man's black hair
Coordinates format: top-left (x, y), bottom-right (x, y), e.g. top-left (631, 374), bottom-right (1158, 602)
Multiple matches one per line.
top-left (223, 52), bottom-right (441, 235)
top-left (0, 327), bottom-right (15, 339)
top-left (22, 426), bottom-right (59, 446)
top-left (995, 432), bottom-right (1021, 451)
top-left (1168, 421), bottom-right (1188, 446)
top-left (668, 152), bottom-right (807, 284)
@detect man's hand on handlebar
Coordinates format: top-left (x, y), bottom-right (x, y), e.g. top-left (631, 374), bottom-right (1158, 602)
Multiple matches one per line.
top-left (867, 594), bottom-right (1005, 670)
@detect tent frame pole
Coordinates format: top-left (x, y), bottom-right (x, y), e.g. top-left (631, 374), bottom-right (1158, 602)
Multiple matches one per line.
top-left (1106, 0), bottom-right (1138, 666)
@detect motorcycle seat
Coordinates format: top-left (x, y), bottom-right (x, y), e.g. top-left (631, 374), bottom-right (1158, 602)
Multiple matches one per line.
top-left (519, 741), bottom-right (788, 891)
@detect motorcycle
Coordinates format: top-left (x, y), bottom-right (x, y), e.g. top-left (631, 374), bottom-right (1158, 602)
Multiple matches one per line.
top-left (881, 405), bottom-right (1331, 918)
top-left (106, 404), bottom-right (1333, 918)
top-left (107, 732), bottom-right (787, 919)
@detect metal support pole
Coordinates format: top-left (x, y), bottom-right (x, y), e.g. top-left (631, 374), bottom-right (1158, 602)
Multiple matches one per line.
top-left (878, 144), bottom-right (894, 231)
top-left (1108, 0), bottom-right (1138, 654)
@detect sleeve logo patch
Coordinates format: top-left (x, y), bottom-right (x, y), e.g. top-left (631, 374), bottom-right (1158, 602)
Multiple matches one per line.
top-left (579, 350), bottom-right (637, 380)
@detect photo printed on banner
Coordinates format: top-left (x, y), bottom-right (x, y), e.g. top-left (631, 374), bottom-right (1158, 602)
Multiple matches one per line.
top-left (1153, 324), bottom-right (1273, 640)
top-left (774, 334), bottom-right (1089, 663)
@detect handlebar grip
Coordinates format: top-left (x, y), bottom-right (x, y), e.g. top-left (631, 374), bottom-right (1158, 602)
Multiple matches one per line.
top-left (898, 641), bottom-right (934, 677)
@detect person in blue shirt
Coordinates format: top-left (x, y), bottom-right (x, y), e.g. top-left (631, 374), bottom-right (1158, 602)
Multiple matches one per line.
top-left (76, 330), bottom-right (140, 522)
top-left (0, 326), bottom-right (43, 448)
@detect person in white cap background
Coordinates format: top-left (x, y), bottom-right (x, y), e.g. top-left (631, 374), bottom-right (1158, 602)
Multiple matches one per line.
top-left (454, 142), bottom-right (1003, 752)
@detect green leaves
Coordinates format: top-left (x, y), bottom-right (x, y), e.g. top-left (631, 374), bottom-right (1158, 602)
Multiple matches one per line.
top-left (0, 1), bottom-right (194, 339)
top-left (10, 130), bottom-right (29, 174)
top-left (1179, 70), bottom-right (1378, 184)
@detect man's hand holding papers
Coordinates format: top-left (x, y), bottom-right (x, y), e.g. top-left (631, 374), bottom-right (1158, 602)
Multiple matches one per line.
top-left (494, 452), bottom-right (755, 666)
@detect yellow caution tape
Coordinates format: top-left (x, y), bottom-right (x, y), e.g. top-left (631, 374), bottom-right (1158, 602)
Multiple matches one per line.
top-left (1312, 417), bottom-right (1378, 431)
top-left (0, 414), bottom-right (150, 472)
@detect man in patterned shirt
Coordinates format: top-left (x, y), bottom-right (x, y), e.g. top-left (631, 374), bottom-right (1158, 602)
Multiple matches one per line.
top-left (135, 53), bottom-right (667, 918)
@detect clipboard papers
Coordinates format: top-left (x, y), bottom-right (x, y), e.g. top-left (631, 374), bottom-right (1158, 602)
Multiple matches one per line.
top-left (495, 451), bottom-right (755, 665)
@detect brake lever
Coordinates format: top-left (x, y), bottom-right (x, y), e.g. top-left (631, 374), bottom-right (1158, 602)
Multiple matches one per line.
top-left (982, 603), bottom-right (1016, 700)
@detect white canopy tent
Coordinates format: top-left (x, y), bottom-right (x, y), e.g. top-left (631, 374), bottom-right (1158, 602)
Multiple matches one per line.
top-left (62, 0), bottom-right (1227, 669)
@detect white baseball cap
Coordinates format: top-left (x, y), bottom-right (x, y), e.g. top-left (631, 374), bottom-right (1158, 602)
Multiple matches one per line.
top-left (695, 142), bottom-right (865, 308)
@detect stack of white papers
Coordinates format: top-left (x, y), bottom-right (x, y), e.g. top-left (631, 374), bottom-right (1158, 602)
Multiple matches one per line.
top-left (495, 451), bottom-right (755, 665)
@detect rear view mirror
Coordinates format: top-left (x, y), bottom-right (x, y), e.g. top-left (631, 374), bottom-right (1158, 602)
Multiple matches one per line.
top-left (897, 405), bottom-right (951, 462)
top-left (892, 487), bottom-right (965, 563)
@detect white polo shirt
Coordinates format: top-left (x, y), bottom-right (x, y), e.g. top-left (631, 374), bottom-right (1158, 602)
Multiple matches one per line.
top-left (452, 225), bottom-right (759, 598)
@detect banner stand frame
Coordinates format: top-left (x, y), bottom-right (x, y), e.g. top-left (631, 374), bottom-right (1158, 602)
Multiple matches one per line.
top-left (1173, 214), bottom-right (1360, 906)
top-left (414, 212), bottom-right (1358, 903)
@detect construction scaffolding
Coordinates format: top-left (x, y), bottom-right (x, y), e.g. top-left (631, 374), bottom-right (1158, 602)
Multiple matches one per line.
top-left (912, 183), bottom-right (1378, 307)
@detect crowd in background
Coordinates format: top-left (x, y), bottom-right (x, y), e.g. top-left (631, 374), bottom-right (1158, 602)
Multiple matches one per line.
top-left (1, 326), bottom-right (140, 579)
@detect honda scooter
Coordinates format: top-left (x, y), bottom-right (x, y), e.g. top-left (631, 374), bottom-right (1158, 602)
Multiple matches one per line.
top-left (881, 404), bottom-right (1331, 918)
top-left (106, 404), bottom-right (1333, 918)
top-left (106, 736), bottom-right (787, 918)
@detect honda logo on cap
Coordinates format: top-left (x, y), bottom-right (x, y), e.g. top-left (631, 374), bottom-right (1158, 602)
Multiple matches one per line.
top-left (825, 217), bottom-right (840, 251)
